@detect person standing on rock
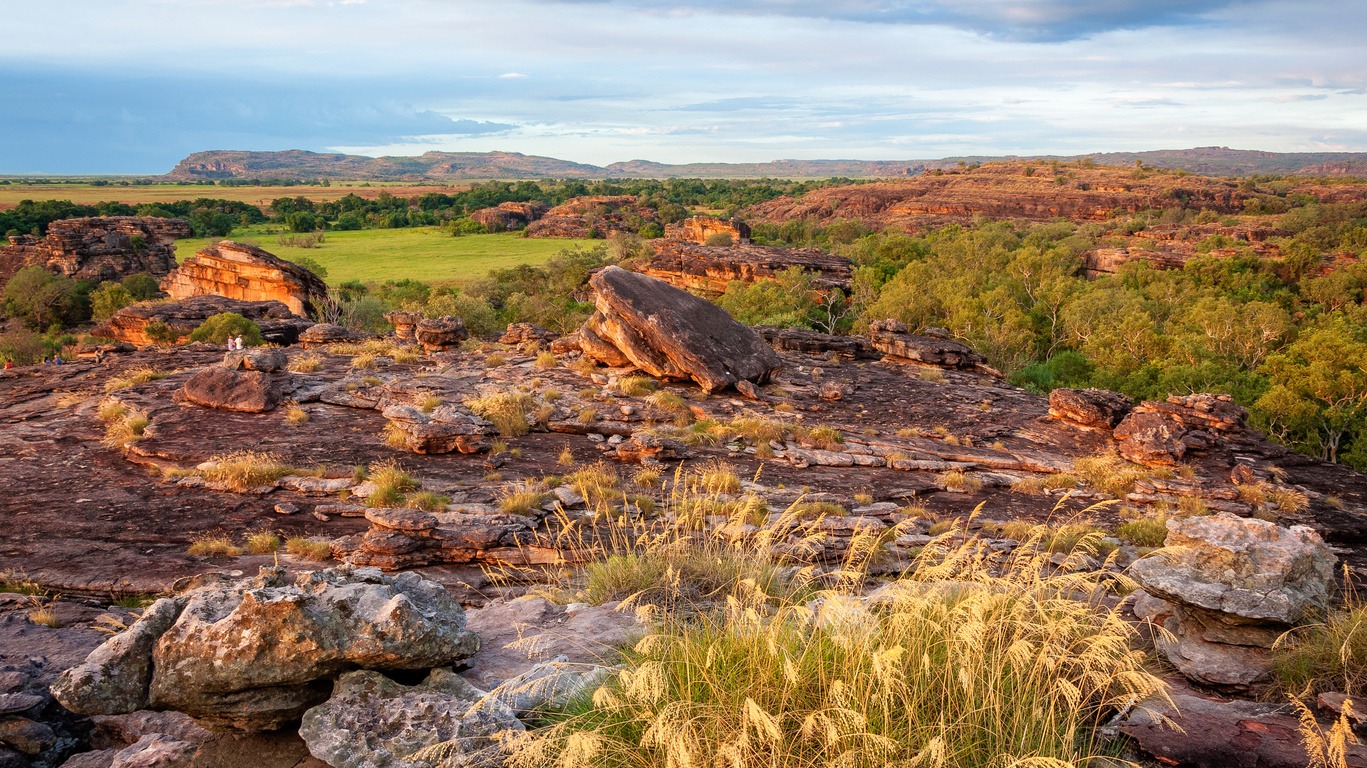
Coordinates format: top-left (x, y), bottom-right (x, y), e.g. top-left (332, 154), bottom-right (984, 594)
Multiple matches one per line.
top-left (234, 335), bottom-right (244, 350)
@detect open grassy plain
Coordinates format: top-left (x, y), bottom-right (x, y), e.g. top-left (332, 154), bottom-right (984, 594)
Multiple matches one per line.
top-left (174, 227), bottom-right (598, 285)
top-left (0, 181), bottom-right (472, 210)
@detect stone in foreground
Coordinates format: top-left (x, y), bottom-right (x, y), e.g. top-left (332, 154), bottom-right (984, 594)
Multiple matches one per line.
top-left (299, 669), bottom-right (521, 768)
top-left (52, 566), bottom-right (480, 732)
top-left (580, 265), bottom-right (782, 392)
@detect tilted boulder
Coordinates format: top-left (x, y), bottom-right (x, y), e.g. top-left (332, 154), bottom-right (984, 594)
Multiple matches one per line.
top-left (180, 367), bottom-right (284, 413)
top-left (1129, 513), bottom-right (1336, 689)
top-left (52, 566), bottom-right (480, 732)
top-left (161, 241), bottom-right (327, 317)
top-left (1048, 388), bottom-right (1134, 430)
top-left (579, 266), bottom-right (782, 392)
top-left (414, 317), bottom-right (468, 352)
top-left (868, 320), bottom-right (988, 371)
top-left (299, 668), bottom-right (522, 768)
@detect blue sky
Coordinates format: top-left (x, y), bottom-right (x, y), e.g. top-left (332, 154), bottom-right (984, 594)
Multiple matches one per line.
top-left (2, 0), bottom-right (1364, 173)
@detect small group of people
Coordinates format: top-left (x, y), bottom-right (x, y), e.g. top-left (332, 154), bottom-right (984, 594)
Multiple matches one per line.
top-left (42, 355), bottom-right (64, 365)
top-left (225, 335), bottom-right (247, 351)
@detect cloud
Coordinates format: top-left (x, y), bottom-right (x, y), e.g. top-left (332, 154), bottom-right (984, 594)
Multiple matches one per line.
top-left (498, 72), bottom-right (529, 79)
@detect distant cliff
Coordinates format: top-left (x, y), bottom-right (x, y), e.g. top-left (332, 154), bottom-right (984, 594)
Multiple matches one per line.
top-left (163, 147), bottom-right (1367, 182)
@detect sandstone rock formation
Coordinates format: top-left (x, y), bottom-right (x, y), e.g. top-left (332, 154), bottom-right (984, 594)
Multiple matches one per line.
top-left (579, 266), bottom-right (783, 392)
top-left (345, 507), bottom-right (539, 571)
top-left (524, 196), bottom-right (657, 239)
top-left (298, 669), bottom-right (521, 768)
top-left (1047, 388), bottom-right (1135, 430)
top-left (643, 240), bottom-right (853, 293)
top-left (161, 241), bottom-right (327, 317)
top-left (1130, 513), bottom-right (1336, 689)
top-left (868, 320), bottom-right (989, 370)
top-left (181, 367), bottom-right (283, 413)
top-left (756, 326), bottom-right (877, 359)
top-left (413, 317), bottom-right (468, 352)
top-left (663, 215), bottom-right (751, 245)
top-left (499, 323), bottom-right (559, 347)
top-left (94, 296), bottom-right (312, 347)
top-left (469, 201), bottom-right (547, 231)
top-left (1113, 393), bottom-right (1249, 466)
top-left (52, 566), bottom-right (480, 731)
top-left (0, 216), bottom-right (189, 285)
top-left (383, 311), bottom-right (422, 342)
top-left (297, 322), bottom-right (365, 348)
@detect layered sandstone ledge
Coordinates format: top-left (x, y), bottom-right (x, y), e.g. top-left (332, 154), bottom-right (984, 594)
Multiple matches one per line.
top-left (162, 240), bottom-right (327, 317)
top-left (0, 216), bottom-right (190, 284)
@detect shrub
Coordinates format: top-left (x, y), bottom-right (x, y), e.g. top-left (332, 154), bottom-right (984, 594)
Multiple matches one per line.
top-left (1114, 515), bottom-right (1168, 547)
top-left (90, 282), bottom-right (134, 322)
top-left (144, 320), bottom-right (184, 346)
top-left (189, 313), bottom-right (264, 346)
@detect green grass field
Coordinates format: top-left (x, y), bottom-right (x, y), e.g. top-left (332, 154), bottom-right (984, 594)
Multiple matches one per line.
top-left (174, 227), bottom-right (598, 285)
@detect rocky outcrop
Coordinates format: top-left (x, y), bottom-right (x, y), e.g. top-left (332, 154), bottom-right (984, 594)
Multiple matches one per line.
top-left (643, 240), bottom-right (853, 293)
top-left (524, 196), bottom-right (657, 239)
top-left (93, 296), bottom-right (313, 347)
top-left (1130, 514), bottom-right (1336, 689)
top-left (345, 507), bottom-right (539, 571)
top-left (579, 266), bottom-right (783, 392)
top-left (161, 241), bottom-right (327, 317)
top-left (499, 323), bottom-right (559, 347)
top-left (0, 657), bottom-right (92, 768)
top-left (0, 217), bottom-right (189, 285)
top-left (296, 322), bottom-right (365, 348)
top-left (51, 566), bottom-right (480, 731)
top-left (1113, 393), bottom-right (1249, 466)
top-left (868, 320), bottom-right (989, 371)
top-left (757, 326), bottom-right (877, 359)
top-left (413, 317), bottom-right (467, 353)
top-left (381, 403), bottom-right (494, 454)
top-left (469, 201), bottom-right (547, 232)
top-left (298, 669), bottom-right (521, 768)
top-left (181, 368), bottom-right (283, 413)
top-left (663, 215), bottom-right (751, 245)
top-left (1048, 388), bottom-right (1134, 430)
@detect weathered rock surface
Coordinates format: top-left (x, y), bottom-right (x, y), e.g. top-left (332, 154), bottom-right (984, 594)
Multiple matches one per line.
top-left (756, 326), bottom-right (876, 359)
top-left (469, 201), bottom-right (547, 232)
top-left (298, 669), bottom-right (521, 768)
top-left (52, 567), bottom-right (480, 731)
top-left (222, 348), bottom-right (287, 373)
top-left (580, 266), bottom-right (782, 392)
top-left (663, 215), bottom-right (750, 245)
top-left (94, 297), bottom-right (312, 347)
top-left (381, 404), bottom-right (494, 455)
top-left (643, 240), bottom-right (852, 293)
top-left (1048, 388), bottom-right (1134, 430)
top-left (413, 317), bottom-right (467, 353)
top-left (0, 217), bottom-right (189, 285)
top-left (1114, 393), bottom-right (1249, 466)
top-left (868, 320), bottom-right (989, 370)
top-left (524, 196), bottom-right (657, 239)
top-left (382, 311), bottom-right (422, 342)
top-left (1130, 514), bottom-right (1336, 688)
top-left (161, 241), bottom-right (327, 317)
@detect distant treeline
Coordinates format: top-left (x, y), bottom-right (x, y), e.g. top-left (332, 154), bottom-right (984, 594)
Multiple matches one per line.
top-left (1, 198), bottom-right (266, 239)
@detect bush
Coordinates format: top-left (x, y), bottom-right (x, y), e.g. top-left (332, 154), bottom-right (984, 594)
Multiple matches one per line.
top-left (2, 266), bottom-right (89, 328)
top-left (121, 273), bottom-right (161, 300)
top-left (188, 313), bottom-right (264, 346)
top-left (0, 329), bottom-right (48, 365)
top-left (90, 282), bottom-right (134, 322)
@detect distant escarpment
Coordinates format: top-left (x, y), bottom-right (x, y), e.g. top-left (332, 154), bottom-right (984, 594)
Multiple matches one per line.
top-left (0, 216), bottom-right (189, 285)
top-left (164, 147), bottom-right (1367, 182)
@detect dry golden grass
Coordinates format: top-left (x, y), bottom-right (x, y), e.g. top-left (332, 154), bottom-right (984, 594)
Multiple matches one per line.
top-left (465, 390), bottom-right (535, 437)
top-left (187, 535), bottom-right (243, 558)
top-left (104, 366), bottom-right (167, 393)
top-left (365, 460), bottom-right (419, 508)
top-left (285, 537), bottom-right (333, 561)
top-left (536, 351), bottom-right (558, 368)
top-left (287, 354), bottom-right (323, 373)
top-left (940, 469), bottom-right (984, 493)
top-left (617, 376), bottom-right (658, 397)
top-left (245, 532), bottom-right (282, 555)
top-left (419, 394), bottom-right (442, 413)
top-left (100, 405), bottom-right (150, 448)
top-left (500, 481), bottom-right (549, 515)
top-left (1072, 451), bottom-right (1170, 497)
top-left (201, 451), bottom-right (293, 491)
top-left (285, 405), bottom-right (309, 424)
top-left (408, 491), bottom-right (450, 513)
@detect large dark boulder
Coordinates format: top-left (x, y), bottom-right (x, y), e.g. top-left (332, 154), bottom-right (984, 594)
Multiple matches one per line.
top-left (579, 266), bottom-right (782, 392)
top-left (181, 367), bottom-right (283, 413)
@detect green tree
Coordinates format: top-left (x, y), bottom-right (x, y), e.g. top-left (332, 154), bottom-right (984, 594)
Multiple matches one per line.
top-left (1, 266), bottom-right (88, 329)
top-left (121, 273), bottom-right (161, 300)
top-left (189, 313), bottom-right (264, 346)
top-left (1256, 318), bottom-right (1367, 463)
top-left (90, 282), bottom-right (134, 322)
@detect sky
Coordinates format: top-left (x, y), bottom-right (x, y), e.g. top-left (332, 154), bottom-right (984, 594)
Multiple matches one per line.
top-left (1, 0), bottom-right (1364, 174)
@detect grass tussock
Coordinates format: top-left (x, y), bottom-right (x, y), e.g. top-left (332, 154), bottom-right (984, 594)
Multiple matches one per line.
top-left (1274, 587), bottom-right (1367, 698)
top-left (365, 460), bottom-right (420, 508)
top-left (940, 469), bottom-right (984, 493)
top-left (1072, 451), bottom-right (1170, 497)
top-left (536, 351), bottom-right (558, 368)
top-left (1114, 515), bottom-right (1169, 547)
top-left (501, 481), bottom-right (549, 516)
top-left (187, 534), bottom-right (243, 558)
top-left (502, 523), bottom-right (1166, 768)
top-left (201, 451), bottom-right (293, 491)
top-left (408, 491), bottom-right (450, 513)
top-left (465, 390), bottom-right (535, 437)
top-left (285, 405), bottom-right (309, 424)
top-left (104, 366), bottom-right (168, 393)
top-left (285, 537), bottom-right (334, 562)
top-left (617, 376), bottom-right (658, 397)
top-left (566, 462), bottom-right (622, 510)
top-left (245, 531), bottom-right (282, 555)
top-left (99, 402), bottom-right (150, 447)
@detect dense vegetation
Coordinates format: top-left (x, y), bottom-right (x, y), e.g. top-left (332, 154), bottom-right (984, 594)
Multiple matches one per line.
top-left (0, 197), bottom-right (266, 238)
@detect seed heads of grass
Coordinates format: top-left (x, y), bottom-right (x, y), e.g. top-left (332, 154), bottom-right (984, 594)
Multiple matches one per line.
top-left (465, 390), bottom-right (534, 437)
top-left (104, 367), bottom-right (168, 393)
top-left (245, 531), bottom-right (282, 555)
top-left (201, 451), bottom-right (293, 492)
